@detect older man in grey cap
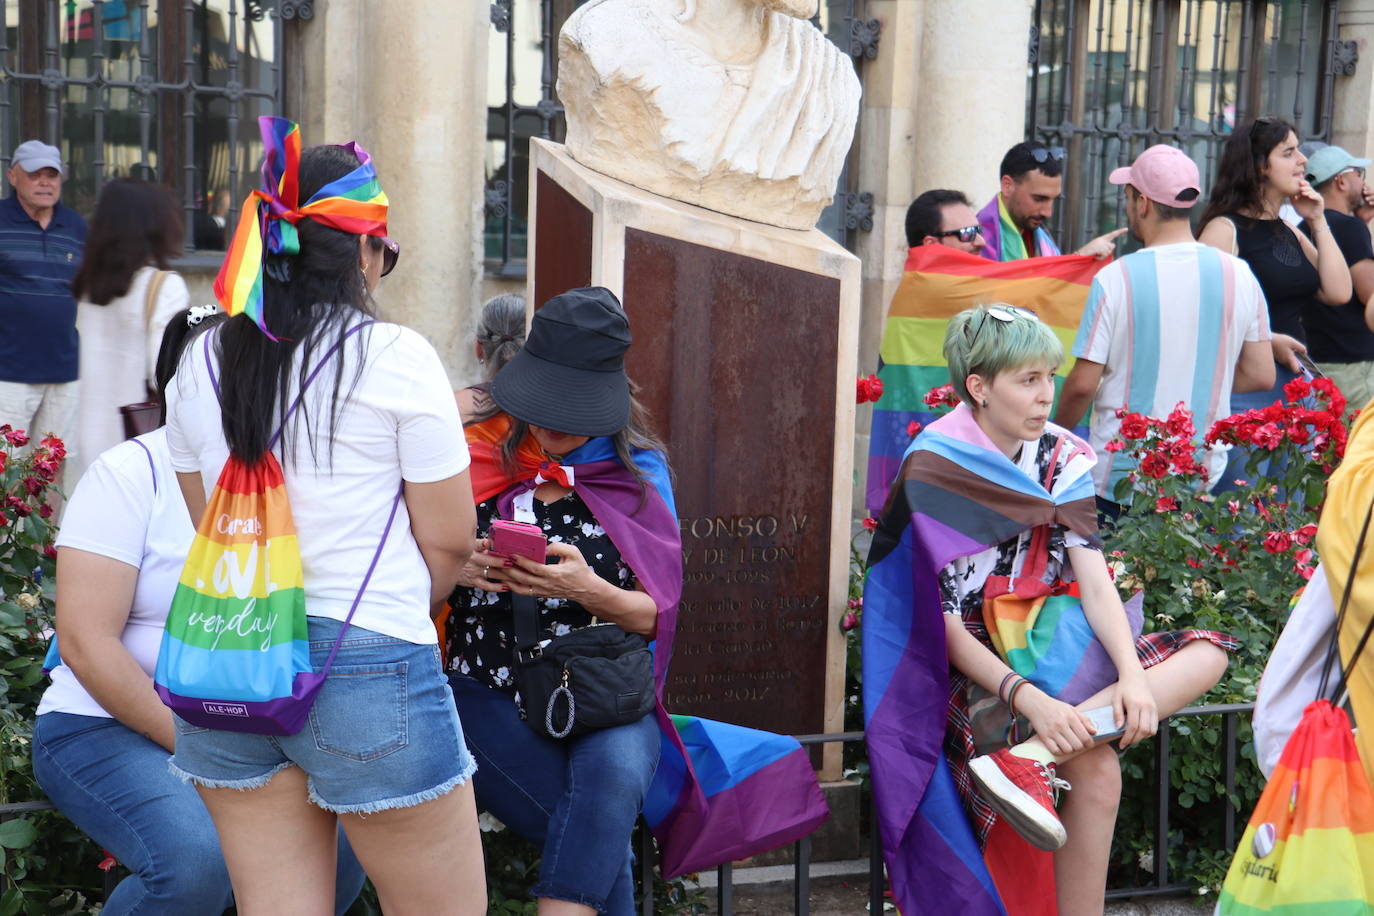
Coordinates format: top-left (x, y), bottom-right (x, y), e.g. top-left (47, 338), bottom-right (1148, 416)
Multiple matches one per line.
top-left (0, 140), bottom-right (87, 442)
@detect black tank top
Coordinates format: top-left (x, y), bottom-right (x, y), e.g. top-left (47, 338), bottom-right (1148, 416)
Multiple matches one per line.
top-left (1226, 213), bottom-right (1320, 341)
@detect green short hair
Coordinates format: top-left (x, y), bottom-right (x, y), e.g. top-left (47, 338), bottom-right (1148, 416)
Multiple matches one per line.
top-left (944, 304), bottom-right (1063, 405)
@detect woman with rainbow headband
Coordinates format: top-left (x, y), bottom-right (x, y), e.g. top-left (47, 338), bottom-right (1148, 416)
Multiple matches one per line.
top-left (863, 304), bottom-right (1235, 915)
top-left (164, 118), bottom-right (485, 912)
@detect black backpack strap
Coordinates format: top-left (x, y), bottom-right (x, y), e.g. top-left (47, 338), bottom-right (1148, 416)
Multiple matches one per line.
top-left (512, 593), bottom-right (542, 663)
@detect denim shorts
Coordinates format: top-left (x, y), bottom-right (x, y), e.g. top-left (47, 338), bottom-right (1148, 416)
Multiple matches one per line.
top-left (169, 617), bottom-right (476, 814)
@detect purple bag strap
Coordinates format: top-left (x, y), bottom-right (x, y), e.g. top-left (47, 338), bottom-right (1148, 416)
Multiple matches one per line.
top-left (317, 483), bottom-right (406, 673)
top-left (130, 437), bottom-right (157, 495)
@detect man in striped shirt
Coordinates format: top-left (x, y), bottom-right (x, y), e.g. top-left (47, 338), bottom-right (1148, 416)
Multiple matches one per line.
top-left (1053, 145), bottom-right (1274, 518)
top-left (0, 140), bottom-right (86, 442)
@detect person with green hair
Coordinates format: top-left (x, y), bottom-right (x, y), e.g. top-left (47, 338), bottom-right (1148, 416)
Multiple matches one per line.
top-left (863, 303), bottom-right (1234, 914)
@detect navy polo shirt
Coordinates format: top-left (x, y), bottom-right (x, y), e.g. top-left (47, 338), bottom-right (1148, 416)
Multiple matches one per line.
top-left (0, 194), bottom-right (86, 383)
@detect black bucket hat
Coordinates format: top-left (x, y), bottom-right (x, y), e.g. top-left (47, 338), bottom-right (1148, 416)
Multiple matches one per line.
top-left (490, 286), bottom-right (632, 437)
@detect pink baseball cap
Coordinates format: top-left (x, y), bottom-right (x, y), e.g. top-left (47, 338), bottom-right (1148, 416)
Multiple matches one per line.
top-left (1108, 145), bottom-right (1202, 208)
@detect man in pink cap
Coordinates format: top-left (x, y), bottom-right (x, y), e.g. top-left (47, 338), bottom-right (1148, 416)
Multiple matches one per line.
top-left (1053, 144), bottom-right (1275, 520)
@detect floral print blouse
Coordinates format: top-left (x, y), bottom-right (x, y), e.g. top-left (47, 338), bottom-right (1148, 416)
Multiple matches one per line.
top-left (445, 490), bottom-right (638, 703)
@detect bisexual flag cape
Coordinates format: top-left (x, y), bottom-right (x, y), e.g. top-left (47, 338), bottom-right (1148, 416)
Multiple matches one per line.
top-left (862, 405), bottom-right (1099, 915)
top-left (977, 195), bottom-right (1062, 262)
top-left (465, 417), bottom-right (828, 878)
top-left (864, 245), bottom-right (1105, 514)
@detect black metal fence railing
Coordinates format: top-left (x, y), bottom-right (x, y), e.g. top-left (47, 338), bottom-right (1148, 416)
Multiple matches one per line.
top-left (1027, 0), bottom-right (1347, 253)
top-left (1, 702), bottom-right (1255, 912)
top-left (635, 701), bottom-right (1255, 914)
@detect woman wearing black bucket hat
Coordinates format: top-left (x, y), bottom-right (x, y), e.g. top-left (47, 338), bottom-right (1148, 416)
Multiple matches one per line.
top-left (442, 287), bottom-right (684, 916)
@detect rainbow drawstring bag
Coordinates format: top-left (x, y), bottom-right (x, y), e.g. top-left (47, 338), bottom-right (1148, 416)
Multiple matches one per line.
top-left (155, 323), bottom-right (399, 735)
top-left (1218, 501), bottom-right (1374, 915)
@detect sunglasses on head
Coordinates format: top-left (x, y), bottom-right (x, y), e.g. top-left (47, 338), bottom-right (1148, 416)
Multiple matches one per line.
top-left (1030, 146), bottom-right (1067, 164)
top-left (964, 305), bottom-right (1041, 351)
top-left (936, 225), bottom-right (982, 243)
top-left (380, 236), bottom-right (399, 277)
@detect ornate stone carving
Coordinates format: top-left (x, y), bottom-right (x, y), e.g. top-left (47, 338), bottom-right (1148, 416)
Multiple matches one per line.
top-left (558, 0), bottom-right (862, 231)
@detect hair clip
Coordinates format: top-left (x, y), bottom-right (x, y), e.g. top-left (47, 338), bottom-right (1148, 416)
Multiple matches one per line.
top-left (187, 304), bottom-right (221, 327)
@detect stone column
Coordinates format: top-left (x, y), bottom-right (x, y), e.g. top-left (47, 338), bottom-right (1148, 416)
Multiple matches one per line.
top-left (1333, 0), bottom-right (1374, 158)
top-left (852, 0), bottom-right (1032, 499)
top-left (284, 0), bottom-right (489, 384)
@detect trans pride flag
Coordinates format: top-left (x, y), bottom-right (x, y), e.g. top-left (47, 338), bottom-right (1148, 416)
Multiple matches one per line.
top-left (464, 422), bottom-right (828, 878)
top-left (863, 405), bottom-right (1100, 915)
top-left (865, 245), bottom-right (1107, 514)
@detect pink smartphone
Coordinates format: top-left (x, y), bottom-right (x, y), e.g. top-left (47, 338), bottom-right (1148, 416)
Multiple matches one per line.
top-left (489, 519), bottom-right (548, 563)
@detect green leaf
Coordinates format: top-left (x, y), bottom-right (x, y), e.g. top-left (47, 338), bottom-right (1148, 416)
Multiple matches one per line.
top-left (0, 818), bottom-right (37, 849)
top-left (0, 887), bottom-right (19, 916)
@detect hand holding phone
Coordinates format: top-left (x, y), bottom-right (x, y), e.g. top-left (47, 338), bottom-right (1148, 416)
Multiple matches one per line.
top-left (489, 519), bottom-right (548, 564)
top-left (1294, 349), bottom-right (1325, 380)
top-left (1081, 705), bottom-right (1126, 742)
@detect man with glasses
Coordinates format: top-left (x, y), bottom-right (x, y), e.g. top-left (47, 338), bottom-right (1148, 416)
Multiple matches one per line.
top-left (904, 189), bottom-right (985, 254)
top-left (977, 140), bottom-right (1125, 262)
top-left (1299, 145), bottom-right (1374, 407)
top-left (1052, 145), bottom-right (1272, 521)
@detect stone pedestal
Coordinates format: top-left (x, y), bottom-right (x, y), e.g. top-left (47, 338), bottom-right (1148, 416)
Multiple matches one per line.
top-left (528, 139), bottom-right (859, 777)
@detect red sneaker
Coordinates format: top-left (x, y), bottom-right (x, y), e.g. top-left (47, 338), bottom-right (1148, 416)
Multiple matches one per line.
top-left (968, 748), bottom-right (1070, 850)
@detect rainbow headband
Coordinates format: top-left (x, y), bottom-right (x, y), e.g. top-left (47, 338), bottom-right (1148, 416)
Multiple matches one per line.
top-left (213, 116), bottom-right (389, 338)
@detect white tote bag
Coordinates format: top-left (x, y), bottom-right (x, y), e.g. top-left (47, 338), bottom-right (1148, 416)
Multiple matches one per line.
top-left (1253, 563), bottom-right (1338, 777)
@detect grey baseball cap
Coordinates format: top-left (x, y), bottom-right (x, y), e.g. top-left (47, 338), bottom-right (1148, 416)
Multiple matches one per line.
top-left (11, 140), bottom-right (64, 175)
top-left (1306, 145), bottom-right (1371, 186)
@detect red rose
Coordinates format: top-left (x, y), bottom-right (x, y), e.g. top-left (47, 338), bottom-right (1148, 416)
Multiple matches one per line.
top-left (1164, 403), bottom-right (1195, 439)
top-left (1286, 424), bottom-right (1311, 446)
top-left (1119, 413), bottom-right (1150, 440)
top-left (1104, 439), bottom-right (1125, 453)
top-left (841, 611), bottom-right (858, 631)
top-left (1155, 496), bottom-right (1179, 513)
top-left (1263, 530), bottom-right (1293, 554)
top-left (21, 476), bottom-right (41, 496)
top-left (862, 517), bottom-right (878, 531)
top-left (1185, 557), bottom-right (1203, 568)
top-left (1283, 376), bottom-right (1312, 403)
top-left (6, 496), bottom-right (30, 517)
top-left (924, 384), bottom-right (958, 408)
top-left (43, 544), bottom-right (57, 560)
top-left (1251, 423), bottom-right (1283, 449)
top-left (4, 429), bottom-right (29, 447)
top-left (1294, 523), bottom-right (1318, 545)
top-left (1139, 452), bottom-right (1169, 479)
top-left (856, 375), bottom-right (884, 404)
top-left (36, 503), bottom-right (53, 520)
top-left (906, 420), bottom-right (922, 438)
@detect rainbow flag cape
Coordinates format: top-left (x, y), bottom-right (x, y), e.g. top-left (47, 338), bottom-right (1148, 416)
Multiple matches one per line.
top-left (215, 116), bottom-right (388, 338)
top-left (976, 194), bottom-right (1062, 262)
top-left (464, 425), bottom-right (828, 878)
top-left (1218, 699), bottom-right (1374, 915)
top-left (863, 405), bottom-right (1099, 914)
top-left (865, 245), bottom-right (1106, 513)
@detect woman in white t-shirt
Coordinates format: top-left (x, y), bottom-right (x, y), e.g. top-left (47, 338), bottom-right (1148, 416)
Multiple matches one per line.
top-left (164, 125), bottom-right (484, 914)
top-left (33, 307), bottom-right (365, 914)
top-left (70, 178), bottom-right (191, 482)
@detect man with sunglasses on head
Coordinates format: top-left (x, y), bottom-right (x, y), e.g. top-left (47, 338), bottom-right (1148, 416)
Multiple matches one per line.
top-left (1053, 145), bottom-right (1273, 522)
top-left (977, 140), bottom-right (1126, 262)
top-left (1298, 146), bottom-right (1374, 407)
top-left (904, 189), bottom-right (985, 254)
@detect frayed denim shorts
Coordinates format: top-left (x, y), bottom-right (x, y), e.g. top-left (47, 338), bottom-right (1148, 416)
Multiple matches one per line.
top-left (169, 617), bottom-right (476, 815)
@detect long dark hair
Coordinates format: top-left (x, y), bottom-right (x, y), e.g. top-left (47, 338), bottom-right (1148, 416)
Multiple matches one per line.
top-left (155, 307), bottom-right (228, 423)
top-left (469, 381), bottom-right (672, 506)
top-left (216, 144), bottom-right (385, 465)
top-left (71, 178), bottom-right (182, 305)
top-left (1199, 117), bottom-right (1297, 230)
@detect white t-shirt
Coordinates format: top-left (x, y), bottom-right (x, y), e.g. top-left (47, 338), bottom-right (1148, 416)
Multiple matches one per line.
top-left (72, 267), bottom-right (190, 482)
top-left (165, 319), bottom-right (468, 644)
top-left (1072, 242), bottom-right (1270, 498)
top-left (37, 429), bottom-right (193, 718)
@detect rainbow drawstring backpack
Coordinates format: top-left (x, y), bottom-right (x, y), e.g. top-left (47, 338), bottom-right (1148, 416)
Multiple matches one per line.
top-left (155, 323), bottom-right (400, 735)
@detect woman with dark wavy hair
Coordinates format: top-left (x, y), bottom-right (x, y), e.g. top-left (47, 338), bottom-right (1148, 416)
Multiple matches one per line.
top-left (71, 177), bottom-right (189, 480)
top-left (1199, 118), bottom-right (1351, 415)
top-left (164, 118), bottom-right (484, 913)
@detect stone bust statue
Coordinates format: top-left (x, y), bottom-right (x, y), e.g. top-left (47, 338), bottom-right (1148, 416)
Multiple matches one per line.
top-left (558, 0), bottom-right (862, 231)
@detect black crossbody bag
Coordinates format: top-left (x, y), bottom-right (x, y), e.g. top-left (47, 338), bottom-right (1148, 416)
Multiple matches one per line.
top-left (511, 591), bottom-right (656, 739)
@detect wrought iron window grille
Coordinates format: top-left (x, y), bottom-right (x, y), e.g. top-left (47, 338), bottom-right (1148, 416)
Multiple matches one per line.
top-left (1, 0), bottom-right (287, 260)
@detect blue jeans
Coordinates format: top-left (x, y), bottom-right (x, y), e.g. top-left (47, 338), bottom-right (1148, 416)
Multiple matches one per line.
top-left (33, 712), bottom-right (365, 915)
top-left (450, 674), bottom-right (660, 915)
